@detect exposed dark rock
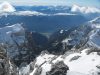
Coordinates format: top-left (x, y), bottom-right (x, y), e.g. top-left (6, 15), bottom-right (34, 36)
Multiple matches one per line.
top-left (96, 65), bottom-right (100, 69)
top-left (0, 48), bottom-right (18, 75)
top-left (34, 67), bottom-right (42, 75)
top-left (97, 52), bottom-right (100, 55)
top-left (96, 65), bottom-right (100, 75)
top-left (85, 48), bottom-right (100, 55)
top-left (46, 61), bottom-right (69, 75)
top-left (13, 30), bottom-right (48, 67)
top-left (46, 27), bottom-right (77, 55)
top-left (70, 55), bottom-right (81, 62)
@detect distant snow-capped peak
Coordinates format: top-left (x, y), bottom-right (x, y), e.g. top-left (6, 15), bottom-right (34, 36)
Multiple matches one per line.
top-left (71, 4), bottom-right (100, 14)
top-left (0, 1), bottom-right (16, 12)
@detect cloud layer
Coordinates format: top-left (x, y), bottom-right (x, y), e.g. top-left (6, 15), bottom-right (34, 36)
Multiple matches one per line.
top-left (0, 0), bottom-right (99, 8)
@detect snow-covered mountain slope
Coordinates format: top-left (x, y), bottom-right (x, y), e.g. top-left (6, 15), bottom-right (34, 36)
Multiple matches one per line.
top-left (71, 5), bottom-right (100, 14)
top-left (89, 29), bottom-right (100, 48)
top-left (19, 48), bottom-right (100, 75)
top-left (61, 17), bottom-right (100, 50)
top-left (0, 1), bottom-right (16, 12)
top-left (87, 17), bottom-right (100, 48)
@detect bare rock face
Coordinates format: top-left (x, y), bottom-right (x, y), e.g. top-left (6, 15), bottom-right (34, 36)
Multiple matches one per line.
top-left (34, 67), bottom-right (42, 75)
top-left (96, 65), bottom-right (100, 75)
top-left (46, 61), bottom-right (69, 75)
top-left (0, 55), bottom-right (5, 75)
top-left (0, 50), bottom-right (18, 75)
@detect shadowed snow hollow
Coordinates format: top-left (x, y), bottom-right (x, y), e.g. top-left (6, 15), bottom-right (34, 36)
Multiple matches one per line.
top-left (0, 1), bottom-right (16, 12)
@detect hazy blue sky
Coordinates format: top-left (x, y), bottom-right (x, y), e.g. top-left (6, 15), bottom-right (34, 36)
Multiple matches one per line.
top-left (0, 0), bottom-right (100, 7)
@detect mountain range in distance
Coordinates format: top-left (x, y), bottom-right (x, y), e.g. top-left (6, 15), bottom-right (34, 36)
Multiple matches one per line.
top-left (0, 2), bottom-right (100, 34)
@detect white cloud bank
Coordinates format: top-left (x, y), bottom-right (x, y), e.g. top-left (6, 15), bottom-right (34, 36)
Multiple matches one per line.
top-left (71, 5), bottom-right (100, 14)
top-left (0, 1), bottom-right (16, 12)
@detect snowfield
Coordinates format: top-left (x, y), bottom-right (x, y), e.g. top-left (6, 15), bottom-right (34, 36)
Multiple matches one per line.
top-left (64, 49), bottom-right (100, 75)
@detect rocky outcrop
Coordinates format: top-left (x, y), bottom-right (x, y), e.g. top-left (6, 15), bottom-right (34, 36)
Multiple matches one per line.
top-left (0, 48), bottom-right (18, 75)
top-left (0, 24), bottom-right (49, 67)
top-left (46, 61), bottom-right (69, 75)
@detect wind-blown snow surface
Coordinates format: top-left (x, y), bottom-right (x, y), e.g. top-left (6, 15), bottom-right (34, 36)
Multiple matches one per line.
top-left (64, 49), bottom-right (100, 75)
top-left (0, 1), bottom-right (16, 12)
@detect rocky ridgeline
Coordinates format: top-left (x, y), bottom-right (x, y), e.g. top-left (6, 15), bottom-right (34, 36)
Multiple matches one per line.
top-left (0, 17), bottom-right (100, 75)
top-left (0, 48), bottom-right (18, 75)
